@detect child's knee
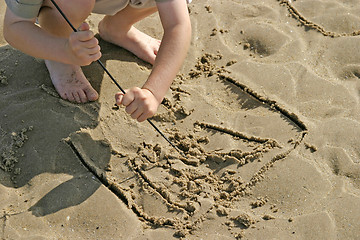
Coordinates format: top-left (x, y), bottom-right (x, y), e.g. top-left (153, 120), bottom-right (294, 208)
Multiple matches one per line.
top-left (42, 0), bottom-right (95, 24)
top-left (64, 0), bottom-right (95, 22)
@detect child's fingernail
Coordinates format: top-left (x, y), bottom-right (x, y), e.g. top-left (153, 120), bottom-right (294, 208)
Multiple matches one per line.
top-left (116, 95), bottom-right (123, 103)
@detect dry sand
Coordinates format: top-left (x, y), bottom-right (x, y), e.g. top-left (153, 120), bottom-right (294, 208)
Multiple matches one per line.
top-left (1, 0), bottom-right (360, 239)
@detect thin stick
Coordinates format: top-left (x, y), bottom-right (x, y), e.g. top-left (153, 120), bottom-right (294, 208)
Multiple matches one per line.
top-left (50, 0), bottom-right (185, 157)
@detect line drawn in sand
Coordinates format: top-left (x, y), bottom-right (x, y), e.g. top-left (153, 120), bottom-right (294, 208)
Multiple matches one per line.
top-left (67, 53), bottom-right (309, 237)
top-left (279, 0), bottom-right (360, 37)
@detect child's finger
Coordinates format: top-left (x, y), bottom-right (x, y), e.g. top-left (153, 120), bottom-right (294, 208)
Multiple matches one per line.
top-left (121, 90), bottom-right (135, 107)
top-left (83, 37), bottom-right (99, 49)
top-left (115, 92), bottom-right (125, 105)
top-left (130, 109), bottom-right (143, 120)
top-left (76, 30), bottom-right (95, 42)
top-left (77, 22), bottom-right (90, 32)
top-left (86, 45), bottom-right (101, 55)
top-left (125, 102), bottom-right (138, 115)
top-left (88, 51), bottom-right (102, 62)
top-left (137, 113), bottom-right (148, 123)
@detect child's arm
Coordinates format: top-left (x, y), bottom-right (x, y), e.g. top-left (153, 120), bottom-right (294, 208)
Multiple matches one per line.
top-left (3, 8), bottom-right (101, 66)
top-left (115, 0), bottom-right (191, 122)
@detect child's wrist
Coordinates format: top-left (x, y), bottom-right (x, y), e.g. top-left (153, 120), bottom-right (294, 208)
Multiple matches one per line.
top-left (142, 87), bottom-right (163, 105)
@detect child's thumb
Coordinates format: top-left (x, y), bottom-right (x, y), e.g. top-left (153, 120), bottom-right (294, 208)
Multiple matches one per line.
top-left (115, 92), bottom-right (124, 105)
top-left (77, 22), bottom-right (90, 32)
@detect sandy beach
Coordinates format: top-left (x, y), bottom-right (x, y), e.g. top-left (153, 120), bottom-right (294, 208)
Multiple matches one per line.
top-left (1, 0), bottom-right (360, 239)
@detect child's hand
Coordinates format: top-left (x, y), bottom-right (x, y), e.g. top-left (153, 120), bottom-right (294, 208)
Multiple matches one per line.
top-left (115, 87), bottom-right (161, 122)
top-left (66, 22), bottom-right (101, 66)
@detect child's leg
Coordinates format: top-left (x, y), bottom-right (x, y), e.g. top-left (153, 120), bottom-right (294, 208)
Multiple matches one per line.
top-left (38, 0), bottom-right (98, 103)
top-left (98, 5), bottom-right (160, 65)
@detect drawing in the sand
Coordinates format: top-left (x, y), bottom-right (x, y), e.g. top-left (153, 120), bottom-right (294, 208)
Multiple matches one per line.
top-left (68, 53), bottom-right (307, 237)
top-left (1, 0), bottom-right (360, 239)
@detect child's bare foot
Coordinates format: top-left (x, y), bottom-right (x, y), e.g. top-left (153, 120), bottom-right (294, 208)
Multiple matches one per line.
top-left (98, 19), bottom-right (160, 65)
top-left (45, 60), bottom-right (99, 103)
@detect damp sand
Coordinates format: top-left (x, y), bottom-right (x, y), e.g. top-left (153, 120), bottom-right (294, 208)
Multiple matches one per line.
top-left (1, 0), bottom-right (360, 239)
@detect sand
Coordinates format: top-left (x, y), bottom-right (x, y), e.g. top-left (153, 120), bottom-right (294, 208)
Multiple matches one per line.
top-left (1, 0), bottom-right (360, 239)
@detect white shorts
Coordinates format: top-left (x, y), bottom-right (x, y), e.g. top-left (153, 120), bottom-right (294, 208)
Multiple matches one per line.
top-left (93, 0), bottom-right (192, 16)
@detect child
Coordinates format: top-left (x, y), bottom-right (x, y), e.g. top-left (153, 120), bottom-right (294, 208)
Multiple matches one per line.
top-left (3, 0), bottom-right (192, 122)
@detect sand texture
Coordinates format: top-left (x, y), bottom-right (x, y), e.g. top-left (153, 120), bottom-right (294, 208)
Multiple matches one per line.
top-left (1, 0), bottom-right (360, 239)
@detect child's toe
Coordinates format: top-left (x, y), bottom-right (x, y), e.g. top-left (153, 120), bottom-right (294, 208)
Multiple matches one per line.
top-left (78, 90), bottom-right (88, 103)
top-left (85, 87), bottom-right (99, 101)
